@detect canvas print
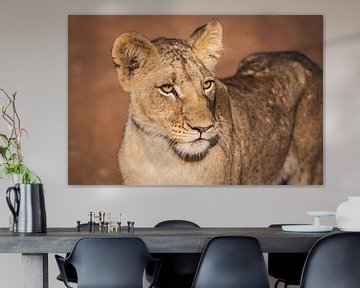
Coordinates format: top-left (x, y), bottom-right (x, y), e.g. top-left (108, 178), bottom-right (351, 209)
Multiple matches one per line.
top-left (68, 15), bottom-right (323, 185)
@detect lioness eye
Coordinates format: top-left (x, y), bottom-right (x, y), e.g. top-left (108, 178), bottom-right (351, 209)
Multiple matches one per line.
top-left (158, 84), bottom-right (178, 97)
top-left (203, 80), bottom-right (214, 91)
top-left (161, 84), bottom-right (173, 93)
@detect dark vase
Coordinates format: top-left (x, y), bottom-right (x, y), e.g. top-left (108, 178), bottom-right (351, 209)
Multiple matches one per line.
top-left (6, 183), bottom-right (47, 233)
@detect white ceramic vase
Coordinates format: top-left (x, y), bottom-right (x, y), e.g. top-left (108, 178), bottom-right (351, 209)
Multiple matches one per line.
top-left (9, 173), bottom-right (22, 185)
top-left (336, 197), bottom-right (360, 231)
top-left (7, 173), bottom-right (22, 231)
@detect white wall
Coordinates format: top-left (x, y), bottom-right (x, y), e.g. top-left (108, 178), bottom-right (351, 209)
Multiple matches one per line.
top-left (0, 0), bottom-right (359, 287)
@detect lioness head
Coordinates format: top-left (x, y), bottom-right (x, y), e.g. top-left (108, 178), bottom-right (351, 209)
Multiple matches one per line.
top-left (112, 20), bottom-right (223, 159)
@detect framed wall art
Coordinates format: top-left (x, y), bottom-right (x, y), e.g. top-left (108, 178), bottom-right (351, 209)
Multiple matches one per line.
top-left (68, 15), bottom-right (323, 185)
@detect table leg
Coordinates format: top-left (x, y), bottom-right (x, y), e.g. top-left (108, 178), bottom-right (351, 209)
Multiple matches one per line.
top-left (22, 253), bottom-right (48, 288)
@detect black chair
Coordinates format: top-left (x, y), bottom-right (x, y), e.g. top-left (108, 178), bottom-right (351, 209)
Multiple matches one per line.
top-left (191, 236), bottom-right (270, 288)
top-left (56, 262), bottom-right (77, 284)
top-left (147, 220), bottom-right (201, 288)
top-left (300, 232), bottom-right (360, 288)
top-left (56, 223), bottom-right (99, 284)
top-left (55, 237), bottom-right (160, 288)
top-left (268, 224), bottom-right (308, 288)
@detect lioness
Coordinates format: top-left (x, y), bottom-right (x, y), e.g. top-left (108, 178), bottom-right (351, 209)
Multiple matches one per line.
top-left (111, 19), bottom-right (323, 185)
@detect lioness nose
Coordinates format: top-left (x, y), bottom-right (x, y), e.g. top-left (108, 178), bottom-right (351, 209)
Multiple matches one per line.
top-left (189, 124), bottom-right (214, 133)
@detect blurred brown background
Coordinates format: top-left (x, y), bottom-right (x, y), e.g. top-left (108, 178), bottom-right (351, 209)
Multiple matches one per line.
top-left (68, 15), bottom-right (323, 185)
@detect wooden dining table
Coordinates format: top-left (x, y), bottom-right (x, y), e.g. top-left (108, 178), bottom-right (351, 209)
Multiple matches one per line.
top-left (0, 226), bottom-right (339, 288)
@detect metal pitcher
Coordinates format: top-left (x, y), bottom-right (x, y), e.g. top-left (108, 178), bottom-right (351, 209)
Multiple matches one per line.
top-left (6, 183), bottom-right (47, 233)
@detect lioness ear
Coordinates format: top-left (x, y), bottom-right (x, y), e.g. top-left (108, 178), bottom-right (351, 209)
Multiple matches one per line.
top-left (112, 33), bottom-right (158, 91)
top-left (188, 19), bottom-right (223, 72)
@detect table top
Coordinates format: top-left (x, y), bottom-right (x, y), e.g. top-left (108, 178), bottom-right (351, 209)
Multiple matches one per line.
top-left (0, 227), bottom-right (340, 254)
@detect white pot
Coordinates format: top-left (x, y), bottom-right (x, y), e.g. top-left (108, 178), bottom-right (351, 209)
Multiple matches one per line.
top-left (336, 197), bottom-right (360, 231)
top-left (8, 173), bottom-right (22, 232)
top-left (9, 173), bottom-right (22, 185)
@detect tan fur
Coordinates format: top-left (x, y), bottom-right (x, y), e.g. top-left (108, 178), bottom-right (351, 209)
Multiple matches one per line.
top-left (111, 20), bottom-right (323, 185)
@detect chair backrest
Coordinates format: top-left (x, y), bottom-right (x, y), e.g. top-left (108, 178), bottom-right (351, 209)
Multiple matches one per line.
top-left (66, 237), bottom-right (154, 288)
top-left (155, 220), bottom-right (200, 228)
top-left (300, 232), bottom-right (360, 288)
top-left (268, 224), bottom-right (308, 285)
top-left (191, 236), bottom-right (270, 288)
top-left (151, 220), bottom-right (201, 287)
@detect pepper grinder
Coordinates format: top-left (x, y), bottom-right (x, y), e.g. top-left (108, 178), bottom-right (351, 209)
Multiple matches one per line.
top-left (88, 212), bottom-right (93, 232)
top-left (77, 221), bottom-right (81, 232)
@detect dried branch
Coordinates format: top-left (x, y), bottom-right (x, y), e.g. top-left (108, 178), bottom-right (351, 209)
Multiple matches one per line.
top-left (0, 88), bottom-right (40, 183)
